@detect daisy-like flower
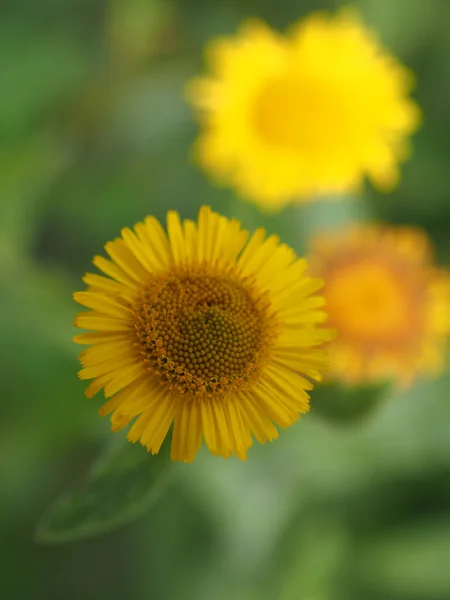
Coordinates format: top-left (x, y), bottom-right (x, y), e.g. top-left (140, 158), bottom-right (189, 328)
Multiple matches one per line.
top-left (309, 225), bottom-right (450, 387)
top-left (187, 11), bottom-right (420, 210)
top-left (74, 206), bottom-right (332, 462)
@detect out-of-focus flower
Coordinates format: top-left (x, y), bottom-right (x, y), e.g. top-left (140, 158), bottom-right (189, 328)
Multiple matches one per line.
top-left (187, 11), bottom-right (420, 211)
top-left (309, 225), bottom-right (450, 387)
top-left (74, 206), bottom-right (332, 462)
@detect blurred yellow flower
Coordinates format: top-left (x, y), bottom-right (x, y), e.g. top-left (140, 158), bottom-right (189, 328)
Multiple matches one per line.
top-left (74, 206), bottom-right (332, 462)
top-left (187, 11), bottom-right (420, 210)
top-left (309, 225), bottom-right (450, 387)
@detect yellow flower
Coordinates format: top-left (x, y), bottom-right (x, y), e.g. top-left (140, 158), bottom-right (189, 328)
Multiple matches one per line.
top-left (309, 225), bottom-right (450, 387)
top-left (187, 11), bottom-right (420, 210)
top-left (74, 206), bottom-right (332, 462)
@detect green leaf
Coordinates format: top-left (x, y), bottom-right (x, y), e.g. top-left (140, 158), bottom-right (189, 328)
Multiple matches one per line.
top-left (107, 0), bottom-right (174, 69)
top-left (280, 195), bottom-right (372, 256)
top-left (0, 133), bottom-right (76, 254)
top-left (311, 380), bottom-right (393, 424)
top-left (35, 437), bottom-right (173, 544)
top-left (356, 519), bottom-right (450, 599)
top-left (0, 26), bottom-right (88, 137)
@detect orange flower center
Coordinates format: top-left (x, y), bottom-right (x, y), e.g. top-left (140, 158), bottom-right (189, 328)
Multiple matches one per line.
top-left (133, 268), bottom-right (275, 397)
top-left (325, 259), bottom-right (421, 347)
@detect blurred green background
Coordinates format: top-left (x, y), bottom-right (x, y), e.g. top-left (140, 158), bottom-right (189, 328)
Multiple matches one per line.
top-left (2, 1), bottom-right (450, 599)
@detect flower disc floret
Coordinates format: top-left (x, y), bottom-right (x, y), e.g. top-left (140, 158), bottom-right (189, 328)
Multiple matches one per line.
top-left (134, 268), bottom-right (275, 397)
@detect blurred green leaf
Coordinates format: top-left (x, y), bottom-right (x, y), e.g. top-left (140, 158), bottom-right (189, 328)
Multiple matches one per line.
top-left (357, 519), bottom-right (450, 599)
top-left (0, 134), bottom-right (76, 253)
top-left (107, 0), bottom-right (174, 69)
top-left (0, 252), bottom-right (75, 355)
top-left (281, 197), bottom-right (372, 256)
top-left (311, 381), bottom-right (392, 424)
top-left (359, 0), bottom-right (437, 55)
top-left (258, 510), bottom-right (349, 600)
top-left (278, 518), bottom-right (348, 600)
top-left (36, 438), bottom-right (173, 543)
top-left (0, 26), bottom-right (88, 137)
top-left (111, 61), bottom-right (192, 148)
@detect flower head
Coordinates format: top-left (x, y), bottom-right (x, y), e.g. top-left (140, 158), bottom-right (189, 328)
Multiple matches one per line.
top-left (309, 225), bottom-right (450, 387)
top-left (188, 11), bottom-right (420, 210)
top-left (74, 206), bottom-right (332, 462)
